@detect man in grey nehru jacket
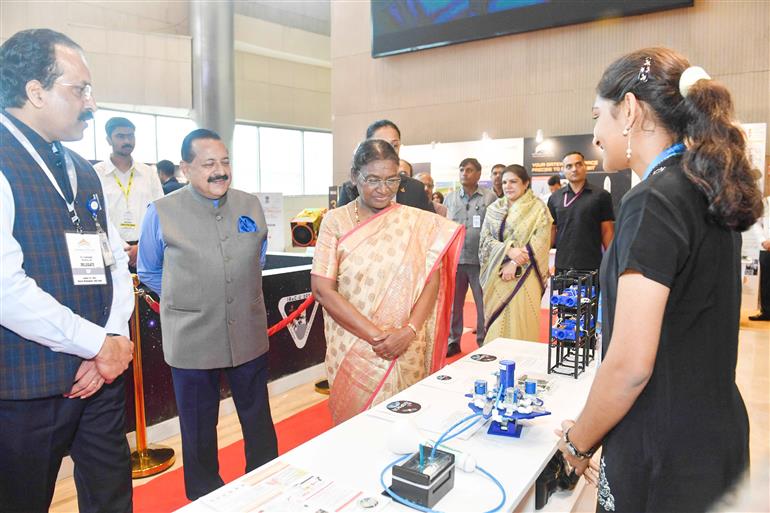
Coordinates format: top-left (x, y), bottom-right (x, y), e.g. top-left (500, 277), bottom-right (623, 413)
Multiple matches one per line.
top-left (137, 128), bottom-right (277, 500)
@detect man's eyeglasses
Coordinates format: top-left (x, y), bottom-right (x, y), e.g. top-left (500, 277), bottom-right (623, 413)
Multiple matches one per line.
top-left (358, 175), bottom-right (401, 190)
top-left (55, 81), bottom-right (93, 101)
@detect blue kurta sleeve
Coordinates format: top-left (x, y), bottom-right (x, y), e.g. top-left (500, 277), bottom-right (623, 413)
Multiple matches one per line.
top-left (137, 202), bottom-right (166, 296)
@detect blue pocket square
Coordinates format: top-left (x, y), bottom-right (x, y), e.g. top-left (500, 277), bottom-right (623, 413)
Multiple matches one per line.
top-left (238, 216), bottom-right (257, 233)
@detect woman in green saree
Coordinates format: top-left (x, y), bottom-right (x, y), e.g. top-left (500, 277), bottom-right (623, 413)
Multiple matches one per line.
top-left (479, 165), bottom-right (552, 342)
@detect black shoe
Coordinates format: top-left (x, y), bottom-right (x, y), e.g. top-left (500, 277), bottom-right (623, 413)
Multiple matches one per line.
top-left (446, 343), bottom-right (461, 357)
top-left (748, 313), bottom-right (770, 321)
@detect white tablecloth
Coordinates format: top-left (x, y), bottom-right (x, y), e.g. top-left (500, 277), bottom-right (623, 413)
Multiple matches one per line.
top-left (179, 338), bottom-right (596, 512)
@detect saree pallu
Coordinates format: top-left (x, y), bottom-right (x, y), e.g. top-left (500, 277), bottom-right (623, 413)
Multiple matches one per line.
top-left (479, 190), bottom-right (552, 343)
top-left (312, 202), bottom-right (465, 425)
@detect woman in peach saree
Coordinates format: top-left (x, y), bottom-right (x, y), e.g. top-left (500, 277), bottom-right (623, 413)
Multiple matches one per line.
top-left (311, 140), bottom-right (465, 425)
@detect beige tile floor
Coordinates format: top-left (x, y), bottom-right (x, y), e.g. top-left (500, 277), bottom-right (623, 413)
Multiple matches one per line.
top-left (50, 314), bottom-right (769, 512)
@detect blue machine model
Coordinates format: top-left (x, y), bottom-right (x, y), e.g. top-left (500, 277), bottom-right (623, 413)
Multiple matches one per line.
top-left (550, 285), bottom-right (595, 307)
top-left (551, 316), bottom-right (596, 341)
top-left (465, 360), bottom-right (550, 438)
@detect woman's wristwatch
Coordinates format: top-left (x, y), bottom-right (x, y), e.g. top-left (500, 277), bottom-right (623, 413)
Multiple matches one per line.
top-left (563, 426), bottom-right (596, 460)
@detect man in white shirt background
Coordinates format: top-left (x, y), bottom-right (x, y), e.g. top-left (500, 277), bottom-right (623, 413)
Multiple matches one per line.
top-left (94, 117), bottom-right (164, 270)
top-left (749, 195), bottom-right (770, 321)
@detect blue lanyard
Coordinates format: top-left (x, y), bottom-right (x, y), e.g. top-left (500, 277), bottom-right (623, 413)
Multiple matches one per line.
top-left (643, 142), bottom-right (686, 180)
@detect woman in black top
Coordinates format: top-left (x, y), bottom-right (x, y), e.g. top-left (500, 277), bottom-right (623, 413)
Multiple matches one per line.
top-left (556, 47), bottom-right (763, 512)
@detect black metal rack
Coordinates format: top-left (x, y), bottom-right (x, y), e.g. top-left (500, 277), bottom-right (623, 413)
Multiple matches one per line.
top-left (547, 270), bottom-right (598, 379)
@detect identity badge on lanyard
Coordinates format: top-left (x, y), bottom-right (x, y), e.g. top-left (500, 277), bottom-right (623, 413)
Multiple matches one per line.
top-left (114, 169), bottom-right (137, 231)
top-left (87, 194), bottom-right (116, 268)
top-left (0, 112), bottom-right (107, 285)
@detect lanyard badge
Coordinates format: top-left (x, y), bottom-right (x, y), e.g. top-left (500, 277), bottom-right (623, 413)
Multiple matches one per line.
top-left (87, 193), bottom-right (116, 268)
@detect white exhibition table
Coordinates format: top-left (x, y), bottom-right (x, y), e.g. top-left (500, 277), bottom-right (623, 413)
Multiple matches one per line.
top-left (179, 339), bottom-right (596, 513)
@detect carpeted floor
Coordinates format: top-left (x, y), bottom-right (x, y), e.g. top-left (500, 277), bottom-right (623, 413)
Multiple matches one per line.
top-left (133, 304), bottom-right (551, 511)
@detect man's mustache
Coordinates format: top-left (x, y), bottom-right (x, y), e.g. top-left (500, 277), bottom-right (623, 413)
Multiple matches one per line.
top-left (78, 111), bottom-right (94, 122)
top-left (208, 174), bottom-right (229, 183)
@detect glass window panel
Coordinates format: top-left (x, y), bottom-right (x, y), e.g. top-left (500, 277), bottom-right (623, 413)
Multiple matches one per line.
top-left (259, 127), bottom-right (302, 195)
top-left (62, 119), bottom-right (96, 160)
top-left (302, 131), bottom-right (332, 195)
top-left (94, 109), bottom-right (157, 163)
top-left (155, 116), bottom-right (197, 164)
top-left (232, 124), bottom-right (259, 193)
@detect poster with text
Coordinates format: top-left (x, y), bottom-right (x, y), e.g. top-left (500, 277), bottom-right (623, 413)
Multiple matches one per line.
top-left (255, 192), bottom-right (285, 252)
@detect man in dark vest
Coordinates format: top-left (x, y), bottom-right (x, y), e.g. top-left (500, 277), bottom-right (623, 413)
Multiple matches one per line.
top-left (0, 29), bottom-right (135, 512)
top-left (138, 129), bottom-right (278, 500)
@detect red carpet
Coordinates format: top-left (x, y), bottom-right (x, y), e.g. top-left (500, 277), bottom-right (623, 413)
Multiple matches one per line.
top-left (133, 399), bottom-right (332, 512)
top-left (447, 304), bottom-right (550, 364)
top-left (133, 302), bottom-right (549, 511)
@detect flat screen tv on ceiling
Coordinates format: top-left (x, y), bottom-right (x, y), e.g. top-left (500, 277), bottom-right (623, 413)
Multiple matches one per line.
top-left (371, 0), bottom-right (694, 58)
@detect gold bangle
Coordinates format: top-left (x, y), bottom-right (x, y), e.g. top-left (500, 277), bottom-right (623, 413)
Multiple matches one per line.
top-left (405, 322), bottom-right (418, 336)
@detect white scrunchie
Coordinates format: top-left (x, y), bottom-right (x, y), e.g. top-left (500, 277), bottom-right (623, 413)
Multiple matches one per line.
top-left (679, 66), bottom-right (711, 98)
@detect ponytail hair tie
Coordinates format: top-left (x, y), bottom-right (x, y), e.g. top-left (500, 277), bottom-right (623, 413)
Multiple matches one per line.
top-left (679, 66), bottom-right (711, 98)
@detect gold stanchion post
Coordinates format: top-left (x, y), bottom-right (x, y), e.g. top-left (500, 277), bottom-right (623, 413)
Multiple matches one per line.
top-left (130, 274), bottom-right (175, 478)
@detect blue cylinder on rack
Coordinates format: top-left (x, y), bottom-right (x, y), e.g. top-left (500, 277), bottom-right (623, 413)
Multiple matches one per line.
top-left (525, 380), bottom-right (537, 396)
top-left (499, 360), bottom-right (516, 389)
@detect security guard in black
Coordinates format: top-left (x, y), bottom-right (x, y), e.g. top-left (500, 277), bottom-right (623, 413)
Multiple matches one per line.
top-left (548, 181), bottom-right (614, 271)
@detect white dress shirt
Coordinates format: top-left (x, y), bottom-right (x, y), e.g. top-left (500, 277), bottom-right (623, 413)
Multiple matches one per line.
top-left (93, 157), bottom-right (164, 242)
top-left (0, 173), bottom-right (134, 359)
top-left (750, 196), bottom-right (770, 250)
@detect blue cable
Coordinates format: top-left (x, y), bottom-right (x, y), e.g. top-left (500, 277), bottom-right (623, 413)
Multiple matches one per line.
top-left (379, 411), bottom-right (505, 512)
top-left (477, 465), bottom-right (507, 513)
top-left (434, 416), bottom-right (481, 449)
top-left (430, 412), bottom-right (480, 459)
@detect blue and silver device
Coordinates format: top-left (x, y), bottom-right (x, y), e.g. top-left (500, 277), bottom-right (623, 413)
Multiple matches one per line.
top-left (499, 360), bottom-right (516, 389)
top-left (473, 379), bottom-right (487, 407)
top-left (466, 359), bottom-right (550, 438)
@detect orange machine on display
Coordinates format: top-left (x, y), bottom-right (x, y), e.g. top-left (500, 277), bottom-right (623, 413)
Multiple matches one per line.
top-left (290, 208), bottom-right (327, 247)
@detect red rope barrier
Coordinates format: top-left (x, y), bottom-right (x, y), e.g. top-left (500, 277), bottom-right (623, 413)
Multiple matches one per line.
top-left (142, 293), bottom-right (160, 314)
top-left (139, 290), bottom-right (315, 337)
top-left (268, 295), bottom-right (315, 336)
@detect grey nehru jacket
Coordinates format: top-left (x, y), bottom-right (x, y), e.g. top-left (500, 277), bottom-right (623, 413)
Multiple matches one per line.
top-left (154, 186), bottom-right (269, 369)
top-left (444, 186), bottom-right (498, 265)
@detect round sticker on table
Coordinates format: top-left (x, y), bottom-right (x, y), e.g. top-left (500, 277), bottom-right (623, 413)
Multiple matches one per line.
top-left (435, 375), bottom-right (452, 381)
top-left (386, 400), bottom-right (422, 414)
top-left (358, 497), bottom-right (379, 509)
top-left (470, 354), bottom-right (497, 362)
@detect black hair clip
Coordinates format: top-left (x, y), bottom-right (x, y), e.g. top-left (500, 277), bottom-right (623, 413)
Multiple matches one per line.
top-left (637, 57), bottom-right (652, 83)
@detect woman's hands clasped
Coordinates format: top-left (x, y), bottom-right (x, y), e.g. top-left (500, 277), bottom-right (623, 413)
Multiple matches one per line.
top-left (501, 247), bottom-right (530, 281)
top-left (507, 246), bottom-right (530, 265)
top-left (372, 326), bottom-right (416, 361)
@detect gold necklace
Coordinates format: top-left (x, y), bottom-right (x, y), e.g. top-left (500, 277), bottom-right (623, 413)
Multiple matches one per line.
top-left (354, 199), bottom-right (360, 224)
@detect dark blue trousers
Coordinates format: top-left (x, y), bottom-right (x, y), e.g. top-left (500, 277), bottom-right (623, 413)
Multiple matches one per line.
top-left (0, 376), bottom-right (132, 513)
top-left (171, 353), bottom-right (278, 501)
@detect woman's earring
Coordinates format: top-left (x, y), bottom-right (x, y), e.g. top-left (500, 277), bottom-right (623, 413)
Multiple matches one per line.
top-left (623, 128), bottom-right (632, 160)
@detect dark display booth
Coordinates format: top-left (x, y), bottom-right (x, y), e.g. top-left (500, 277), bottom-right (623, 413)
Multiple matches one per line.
top-left (524, 133), bottom-right (632, 216)
top-left (123, 253), bottom-right (325, 432)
